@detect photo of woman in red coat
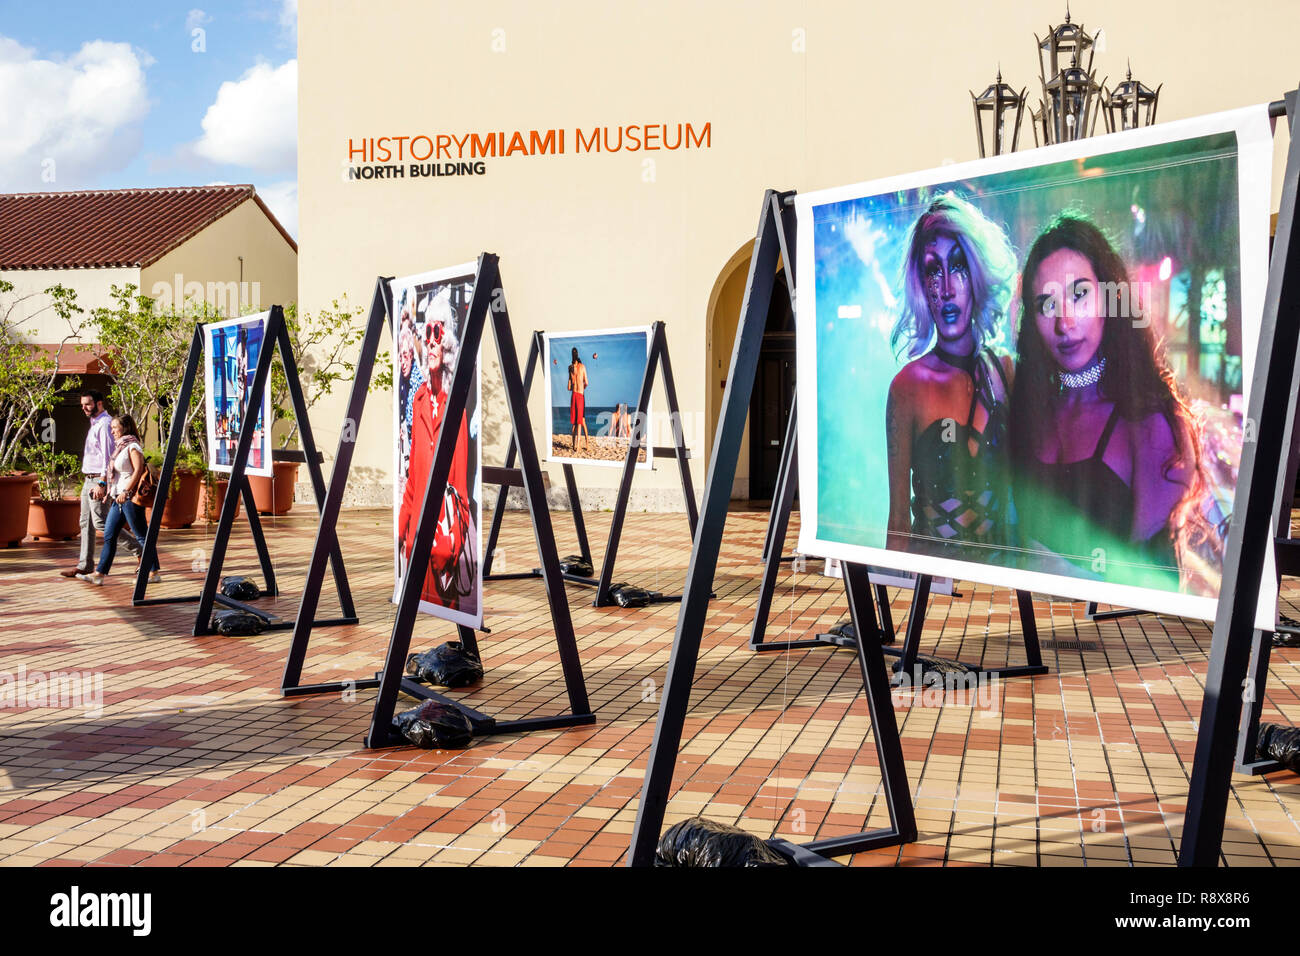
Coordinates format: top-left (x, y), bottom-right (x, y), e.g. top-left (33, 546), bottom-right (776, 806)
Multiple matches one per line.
top-left (393, 274), bottom-right (481, 627)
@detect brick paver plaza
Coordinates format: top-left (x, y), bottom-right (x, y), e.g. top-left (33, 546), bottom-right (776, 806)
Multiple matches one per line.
top-left (1, 508), bottom-right (1297, 866)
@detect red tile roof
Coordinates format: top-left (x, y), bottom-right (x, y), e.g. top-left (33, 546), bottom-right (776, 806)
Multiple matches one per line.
top-left (0, 185), bottom-right (296, 270)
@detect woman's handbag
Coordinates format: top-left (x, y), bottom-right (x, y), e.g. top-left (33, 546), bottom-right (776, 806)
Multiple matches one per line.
top-left (130, 463), bottom-right (157, 507)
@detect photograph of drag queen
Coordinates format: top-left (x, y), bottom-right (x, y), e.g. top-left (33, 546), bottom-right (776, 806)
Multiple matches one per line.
top-left (1009, 212), bottom-right (1224, 593)
top-left (393, 278), bottom-right (481, 625)
top-left (885, 194), bottom-right (1019, 559)
top-left (204, 312), bottom-right (271, 476)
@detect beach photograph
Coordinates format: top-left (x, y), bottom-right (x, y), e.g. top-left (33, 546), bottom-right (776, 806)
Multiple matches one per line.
top-left (544, 326), bottom-right (653, 469)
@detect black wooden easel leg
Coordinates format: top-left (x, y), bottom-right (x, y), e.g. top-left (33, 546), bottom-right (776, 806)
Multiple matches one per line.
top-left (273, 317), bottom-right (356, 621)
top-left (134, 328), bottom-right (202, 605)
top-left (235, 476), bottom-right (277, 596)
top-left (875, 585), bottom-right (895, 641)
top-left (482, 331), bottom-right (539, 581)
top-left (1085, 600), bottom-right (1144, 622)
top-left (592, 327), bottom-right (661, 608)
top-left (767, 561), bottom-right (916, 863)
top-left (490, 291), bottom-right (593, 722)
top-left (883, 573), bottom-right (932, 676)
top-left (562, 463), bottom-right (592, 564)
top-left (1235, 631), bottom-right (1282, 775)
top-left (1182, 91), bottom-right (1300, 866)
top-left (655, 324), bottom-right (700, 535)
top-left (749, 403), bottom-right (803, 651)
top-left (628, 190), bottom-right (813, 866)
top-left (282, 278), bottom-right (391, 695)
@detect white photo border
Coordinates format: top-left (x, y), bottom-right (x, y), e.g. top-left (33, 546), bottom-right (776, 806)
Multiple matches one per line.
top-left (202, 310), bottom-right (274, 479)
top-left (794, 105), bottom-right (1276, 626)
top-left (543, 324), bottom-right (655, 471)
top-left (388, 262), bottom-right (484, 629)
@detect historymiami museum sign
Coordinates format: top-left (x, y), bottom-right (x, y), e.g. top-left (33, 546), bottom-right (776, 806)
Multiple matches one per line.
top-left (344, 121), bottom-right (713, 180)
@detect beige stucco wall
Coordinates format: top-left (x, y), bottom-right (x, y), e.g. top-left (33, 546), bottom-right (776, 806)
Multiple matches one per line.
top-left (298, 0), bottom-right (1295, 511)
top-left (1, 266), bottom-right (140, 343)
top-left (141, 197), bottom-right (298, 316)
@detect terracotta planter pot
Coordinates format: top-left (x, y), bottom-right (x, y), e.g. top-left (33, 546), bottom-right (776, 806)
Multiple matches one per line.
top-left (27, 497), bottom-right (81, 541)
top-left (0, 474), bottom-right (37, 546)
top-left (199, 476), bottom-right (241, 523)
top-left (248, 461), bottom-right (298, 515)
top-left (147, 469), bottom-right (202, 529)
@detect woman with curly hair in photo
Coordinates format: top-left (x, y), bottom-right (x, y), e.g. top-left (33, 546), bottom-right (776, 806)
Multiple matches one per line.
top-left (885, 193), bottom-right (1020, 560)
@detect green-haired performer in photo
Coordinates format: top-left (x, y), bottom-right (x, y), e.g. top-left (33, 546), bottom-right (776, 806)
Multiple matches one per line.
top-left (885, 193), bottom-right (1019, 558)
top-left (1010, 212), bottom-right (1223, 593)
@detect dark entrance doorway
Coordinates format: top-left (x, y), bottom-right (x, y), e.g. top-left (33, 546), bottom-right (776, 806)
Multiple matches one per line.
top-left (748, 269), bottom-right (794, 502)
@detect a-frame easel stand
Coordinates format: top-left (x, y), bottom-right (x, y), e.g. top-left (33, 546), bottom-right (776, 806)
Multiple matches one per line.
top-left (481, 330), bottom-right (594, 583)
top-left (1181, 90), bottom-right (1300, 865)
top-left (132, 306), bottom-right (356, 637)
top-left (280, 256), bottom-right (595, 749)
top-left (541, 322), bottom-right (702, 607)
top-left (627, 190), bottom-right (916, 866)
top-left (749, 394), bottom-right (1046, 680)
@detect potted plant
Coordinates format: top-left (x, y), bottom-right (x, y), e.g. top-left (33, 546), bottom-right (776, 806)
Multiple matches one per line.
top-left (198, 467), bottom-right (242, 523)
top-left (0, 280), bottom-right (84, 546)
top-left (249, 299), bottom-right (372, 515)
top-left (149, 447), bottom-right (205, 529)
top-left (25, 443), bottom-right (83, 540)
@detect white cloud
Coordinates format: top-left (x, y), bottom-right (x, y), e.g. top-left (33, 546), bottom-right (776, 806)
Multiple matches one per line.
top-left (0, 36), bottom-right (150, 189)
top-left (186, 9), bottom-right (211, 32)
top-left (192, 58), bottom-right (296, 172)
top-left (258, 180), bottom-right (297, 238)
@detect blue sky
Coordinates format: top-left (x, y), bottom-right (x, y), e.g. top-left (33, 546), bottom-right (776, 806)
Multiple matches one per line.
top-left (547, 331), bottom-right (650, 409)
top-left (0, 0), bottom-right (299, 234)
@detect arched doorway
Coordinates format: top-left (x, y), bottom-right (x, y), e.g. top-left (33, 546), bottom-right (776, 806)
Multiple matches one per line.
top-left (748, 270), bottom-right (793, 500)
top-left (704, 241), bottom-right (790, 503)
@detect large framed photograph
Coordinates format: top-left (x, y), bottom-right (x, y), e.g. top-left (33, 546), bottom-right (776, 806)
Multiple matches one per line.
top-left (391, 263), bottom-right (483, 629)
top-left (795, 107), bottom-right (1276, 623)
top-left (544, 326), bottom-right (653, 469)
top-left (203, 312), bottom-right (273, 478)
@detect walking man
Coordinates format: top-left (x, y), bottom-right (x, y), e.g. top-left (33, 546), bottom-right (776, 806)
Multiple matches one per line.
top-left (60, 390), bottom-right (141, 577)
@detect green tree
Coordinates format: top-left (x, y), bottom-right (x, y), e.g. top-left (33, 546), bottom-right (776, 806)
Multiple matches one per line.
top-left (0, 280), bottom-right (84, 474)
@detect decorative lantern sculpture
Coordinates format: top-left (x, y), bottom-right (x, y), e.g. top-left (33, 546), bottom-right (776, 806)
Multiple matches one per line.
top-left (971, 6), bottom-right (1163, 154)
top-left (1034, 10), bottom-right (1105, 145)
top-left (1104, 62), bottom-right (1162, 133)
top-left (971, 69), bottom-right (1027, 157)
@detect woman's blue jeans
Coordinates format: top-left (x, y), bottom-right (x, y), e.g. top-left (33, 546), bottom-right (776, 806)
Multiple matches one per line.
top-left (97, 500), bottom-right (157, 574)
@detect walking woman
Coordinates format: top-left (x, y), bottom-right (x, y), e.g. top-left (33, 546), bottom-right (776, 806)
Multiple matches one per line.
top-left (80, 414), bottom-right (160, 585)
top-left (884, 193), bottom-right (1019, 559)
top-left (1009, 211), bottom-right (1223, 593)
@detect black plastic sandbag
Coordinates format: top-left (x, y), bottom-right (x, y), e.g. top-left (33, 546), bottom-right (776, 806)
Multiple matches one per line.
top-left (559, 554), bottom-right (594, 577)
top-left (405, 642), bottom-right (484, 688)
top-left (392, 700), bottom-right (473, 749)
top-left (610, 583), bottom-right (653, 608)
top-left (210, 609), bottom-right (265, 636)
top-left (655, 816), bottom-right (792, 867)
top-left (220, 575), bottom-right (262, 601)
top-left (1257, 722), bottom-right (1300, 772)
top-left (893, 654), bottom-right (981, 678)
top-left (827, 619), bottom-right (857, 642)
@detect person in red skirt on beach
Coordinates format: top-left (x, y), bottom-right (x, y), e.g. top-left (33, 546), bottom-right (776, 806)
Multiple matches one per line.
top-left (568, 346), bottom-right (589, 452)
